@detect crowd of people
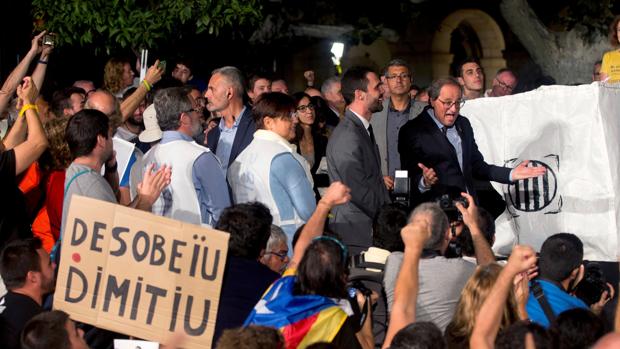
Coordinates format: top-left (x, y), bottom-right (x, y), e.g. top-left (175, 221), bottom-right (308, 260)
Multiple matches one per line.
top-left (1, 15), bottom-right (620, 349)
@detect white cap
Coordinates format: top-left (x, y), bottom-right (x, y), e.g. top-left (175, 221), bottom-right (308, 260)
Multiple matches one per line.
top-left (138, 104), bottom-right (162, 143)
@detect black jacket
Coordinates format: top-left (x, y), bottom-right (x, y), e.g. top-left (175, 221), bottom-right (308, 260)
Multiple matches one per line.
top-left (398, 107), bottom-right (511, 204)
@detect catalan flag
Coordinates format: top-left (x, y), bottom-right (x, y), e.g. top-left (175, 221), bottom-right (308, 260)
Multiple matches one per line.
top-left (244, 273), bottom-right (352, 349)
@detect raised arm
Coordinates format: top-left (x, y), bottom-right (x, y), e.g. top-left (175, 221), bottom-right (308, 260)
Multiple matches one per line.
top-left (120, 60), bottom-right (163, 122)
top-left (456, 192), bottom-right (495, 265)
top-left (13, 77), bottom-right (48, 175)
top-left (0, 32), bottom-right (46, 114)
top-left (32, 45), bottom-right (53, 93)
top-left (470, 245), bottom-right (537, 349)
top-left (288, 181), bottom-right (351, 270)
top-left (2, 110), bottom-right (27, 150)
top-left (382, 212), bottom-right (432, 349)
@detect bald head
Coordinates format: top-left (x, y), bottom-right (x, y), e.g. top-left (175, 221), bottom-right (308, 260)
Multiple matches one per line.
top-left (304, 87), bottom-right (322, 97)
top-left (85, 90), bottom-right (117, 117)
top-left (490, 69), bottom-right (518, 97)
top-left (594, 333), bottom-right (620, 349)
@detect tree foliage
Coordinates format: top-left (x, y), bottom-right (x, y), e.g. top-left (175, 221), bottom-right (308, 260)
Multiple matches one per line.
top-left (31, 0), bottom-right (263, 52)
top-left (553, 0), bottom-right (615, 44)
top-left (249, 0), bottom-right (420, 45)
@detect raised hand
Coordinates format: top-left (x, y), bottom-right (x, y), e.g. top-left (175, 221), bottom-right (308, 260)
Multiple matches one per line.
top-left (31, 31), bottom-right (47, 54)
top-left (505, 245), bottom-right (538, 276)
top-left (512, 160), bottom-right (546, 181)
top-left (303, 70), bottom-right (315, 85)
top-left (145, 59), bottom-right (165, 87)
top-left (16, 77), bottom-right (39, 105)
top-left (40, 44), bottom-right (54, 59)
top-left (418, 163), bottom-right (438, 187)
top-left (591, 282), bottom-right (614, 315)
top-left (319, 181), bottom-right (351, 208)
top-left (401, 211), bottom-right (432, 250)
top-left (138, 164), bottom-right (172, 206)
top-left (455, 192), bottom-right (480, 230)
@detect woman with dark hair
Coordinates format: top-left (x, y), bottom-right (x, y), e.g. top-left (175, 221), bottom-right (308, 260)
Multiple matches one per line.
top-left (245, 182), bottom-right (374, 349)
top-left (228, 92), bottom-right (316, 250)
top-left (292, 92), bottom-right (329, 199)
top-left (309, 95), bottom-right (332, 136)
top-left (601, 15), bottom-right (620, 83)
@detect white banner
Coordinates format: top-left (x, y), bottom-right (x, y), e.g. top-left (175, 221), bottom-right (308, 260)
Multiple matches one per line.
top-left (461, 83), bottom-right (620, 261)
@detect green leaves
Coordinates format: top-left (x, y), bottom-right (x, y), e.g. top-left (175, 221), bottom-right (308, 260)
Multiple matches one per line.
top-left (31, 0), bottom-right (263, 51)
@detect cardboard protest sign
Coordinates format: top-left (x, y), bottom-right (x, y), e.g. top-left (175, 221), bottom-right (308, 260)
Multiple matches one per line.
top-left (54, 195), bottom-right (229, 349)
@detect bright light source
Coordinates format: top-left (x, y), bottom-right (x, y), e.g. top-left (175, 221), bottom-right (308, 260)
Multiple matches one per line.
top-left (331, 42), bottom-right (344, 60)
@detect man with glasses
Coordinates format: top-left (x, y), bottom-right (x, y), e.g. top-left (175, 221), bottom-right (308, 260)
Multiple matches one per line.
top-left (371, 59), bottom-right (426, 191)
top-left (485, 68), bottom-right (518, 97)
top-left (143, 87), bottom-right (231, 226)
top-left (398, 77), bottom-right (545, 207)
top-left (260, 225), bottom-right (289, 274)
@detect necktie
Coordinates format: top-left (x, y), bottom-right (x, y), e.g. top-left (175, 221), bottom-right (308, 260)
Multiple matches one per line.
top-left (368, 125), bottom-right (376, 145)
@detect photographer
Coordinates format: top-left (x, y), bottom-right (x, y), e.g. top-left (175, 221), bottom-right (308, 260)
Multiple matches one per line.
top-left (383, 192), bottom-right (494, 332)
top-left (526, 233), bottom-right (614, 328)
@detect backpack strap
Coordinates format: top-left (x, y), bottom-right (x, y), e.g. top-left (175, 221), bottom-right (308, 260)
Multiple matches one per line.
top-left (51, 169), bottom-right (92, 261)
top-left (531, 280), bottom-right (556, 323)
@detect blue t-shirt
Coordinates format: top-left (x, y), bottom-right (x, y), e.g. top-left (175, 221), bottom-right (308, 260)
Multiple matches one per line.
top-left (526, 279), bottom-right (588, 327)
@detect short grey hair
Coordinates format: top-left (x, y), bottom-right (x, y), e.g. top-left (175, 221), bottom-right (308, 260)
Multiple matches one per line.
top-left (409, 203), bottom-right (449, 251)
top-left (383, 58), bottom-right (412, 77)
top-left (428, 77), bottom-right (463, 101)
top-left (266, 225), bottom-right (288, 252)
top-left (153, 87), bottom-right (192, 132)
top-left (211, 66), bottom-right (246, 98)
top-left (321, 76), bottom-right (341, 96)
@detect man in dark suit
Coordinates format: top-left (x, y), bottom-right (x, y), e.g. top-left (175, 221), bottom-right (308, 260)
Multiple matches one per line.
top-left (205, 66), bottom-right (255, 171)
top-left (321, 76), bottom-right (345, 128)
top-left (398, 77), bottom-right (545, 208)
top-left (327, 67), bottom-right (391, 253)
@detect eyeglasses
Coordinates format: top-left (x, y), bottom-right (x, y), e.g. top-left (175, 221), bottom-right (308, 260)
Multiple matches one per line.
top-left (437, 98), bottom-right (465, 109)
top-left (265, 250), bottom-right (289, 261)
top-left (495, 78), bottom-right (514, 92)
top-left (296, 104), bottom-right (314, 112)
top-left (182, 108), bottom-right (200, 114)
top-left (386, 73), bottom-right (411, 80)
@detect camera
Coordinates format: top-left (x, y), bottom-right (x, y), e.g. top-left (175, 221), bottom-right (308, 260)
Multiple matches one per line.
top-left (393, 170), bottom-right (410, 207)
top-left (435, 193), bottom-right (468, 222)
top-left (574, 261), bottom-right (612, 306)
top-left (347, 280), bottom-right (373, 332)
top-left (42, 33), bottom-right (56, 46)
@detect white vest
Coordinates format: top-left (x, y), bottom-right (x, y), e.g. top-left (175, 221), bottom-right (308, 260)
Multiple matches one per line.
top-left (143, 140), bottom-right (208, 225)
top-left (228, 130), bottom-right (313, 227)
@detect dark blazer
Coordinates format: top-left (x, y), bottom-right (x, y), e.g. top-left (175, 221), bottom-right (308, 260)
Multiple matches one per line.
top-left (398, 107), bottom-right (511, 204)
top-left (206, 106), bottom-right (255, 166)
top-left (327, 110), bottom-right (391, 250)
